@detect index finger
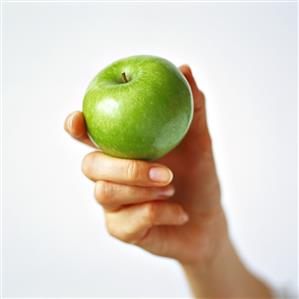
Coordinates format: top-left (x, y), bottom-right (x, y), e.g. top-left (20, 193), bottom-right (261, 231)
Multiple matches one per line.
top-left (82, 151), bottom-right (174, 187)
top-left (64, 111), bottom-right (95, 147)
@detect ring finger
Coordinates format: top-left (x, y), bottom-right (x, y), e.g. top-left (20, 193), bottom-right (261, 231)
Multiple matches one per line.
top-left (94, 181), bottom-right (175, 211)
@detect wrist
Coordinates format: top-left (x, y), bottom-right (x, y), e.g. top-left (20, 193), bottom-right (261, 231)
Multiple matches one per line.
top-left (180, 233), bottom-right (233, 279)
top-left (180, 236), bottom-right (273, 298)
top-left (179, 204), bottom-right (230, 272)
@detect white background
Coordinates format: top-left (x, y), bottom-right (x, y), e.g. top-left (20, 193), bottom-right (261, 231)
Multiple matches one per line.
top-left (3, 2), bottom-right (297, 297)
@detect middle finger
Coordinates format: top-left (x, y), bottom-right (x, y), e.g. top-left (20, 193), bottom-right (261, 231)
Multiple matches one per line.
top-left (94, 181), bottom-right (175, 211)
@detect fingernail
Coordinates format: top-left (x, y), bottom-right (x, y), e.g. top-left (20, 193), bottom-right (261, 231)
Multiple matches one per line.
top-left (159, 186), bottom-right (175, 197)
top-left (179, 212), bottom-right (189, 223)
top-left (149, 167), bottom-right (173, 183)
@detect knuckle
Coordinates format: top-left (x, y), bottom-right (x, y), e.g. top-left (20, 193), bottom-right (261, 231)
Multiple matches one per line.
top-left (105, 220), bottom-right (117, 238)
top-left (198, 88), bottom-right (205, 99)
top-left (81, 152), bottom-right (96, 176)
top-left (126, 160), bottom-right (140, 181)
top-left (144, 203), bottom-right (158, 225)
top-left (120, 231), bottom-right (135, 243)
top-left (94, 181), bottom-right (110, 205)
top-left (174, 204), bottom-right (183, 216)
top-left (201, 135), bottom-right (213, 156)
top-left (105, 220), bottom-right (135, 243)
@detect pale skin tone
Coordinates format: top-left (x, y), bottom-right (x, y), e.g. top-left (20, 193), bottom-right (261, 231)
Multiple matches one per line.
top-left (65, 65), bottom-right (273, 298)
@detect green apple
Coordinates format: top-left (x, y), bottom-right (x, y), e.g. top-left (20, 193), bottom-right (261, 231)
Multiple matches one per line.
top-left (83, 55), bottom-right (193, 160)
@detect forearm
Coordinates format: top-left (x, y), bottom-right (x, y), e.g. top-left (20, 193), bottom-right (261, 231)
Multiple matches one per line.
top-left (181, 238), bottom-right (273, 298)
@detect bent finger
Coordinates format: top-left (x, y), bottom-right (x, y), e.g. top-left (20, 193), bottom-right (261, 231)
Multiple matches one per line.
top-left (82, 151), bottom-right (173, 187)
top-left (105, 202), bottom-right (189, 243)
top-left (94, 181), bottom-right (175, 211)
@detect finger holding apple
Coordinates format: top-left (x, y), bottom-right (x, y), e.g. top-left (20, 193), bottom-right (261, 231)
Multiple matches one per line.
top-left (81, 151), bottom-right (174, 187)
top-left (64, 111), bottom-right (94, 147)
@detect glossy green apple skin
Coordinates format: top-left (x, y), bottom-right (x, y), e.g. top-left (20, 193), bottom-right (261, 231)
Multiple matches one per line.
top-left (83, 55), bottom-right (193, 160)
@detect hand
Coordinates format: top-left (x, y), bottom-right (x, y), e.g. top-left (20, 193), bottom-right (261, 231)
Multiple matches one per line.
top-left (65, 65), bottom-right (273, 298)
top-left (64, 65), bottom-right (227, 266)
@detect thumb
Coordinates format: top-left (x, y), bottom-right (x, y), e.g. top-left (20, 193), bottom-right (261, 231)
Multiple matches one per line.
top-left (179, 65), bottom-right (212, 153)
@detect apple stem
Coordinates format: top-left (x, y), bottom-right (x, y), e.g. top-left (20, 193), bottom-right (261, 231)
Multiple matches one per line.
top-left (121, 72), bottom-right (129, 83)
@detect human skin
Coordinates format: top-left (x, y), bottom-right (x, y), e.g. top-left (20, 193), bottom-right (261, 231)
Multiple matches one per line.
top-left (65, 65), bottom-right (273, 298)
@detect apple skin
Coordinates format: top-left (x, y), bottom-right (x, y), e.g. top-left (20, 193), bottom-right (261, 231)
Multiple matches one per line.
top-left (83, 55), bottom-right (193, 160)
